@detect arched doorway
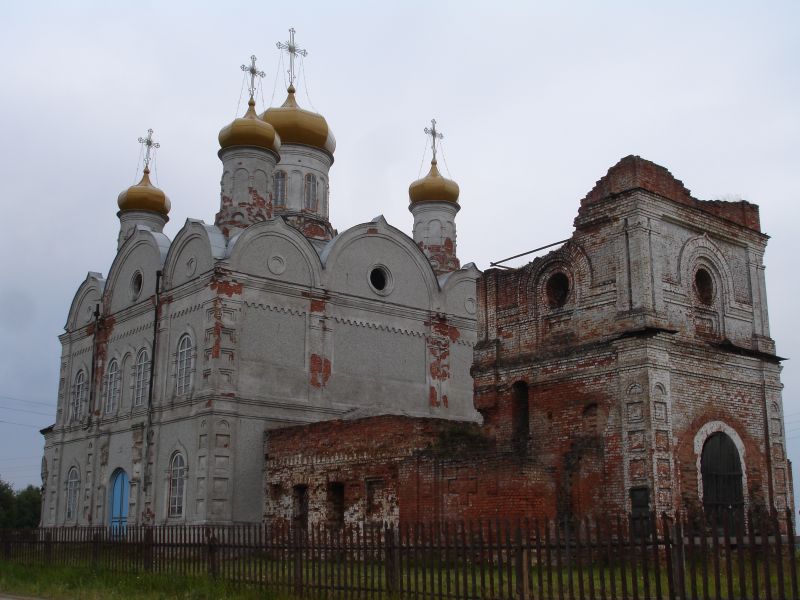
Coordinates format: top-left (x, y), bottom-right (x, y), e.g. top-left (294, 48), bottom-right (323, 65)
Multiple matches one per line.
top-left (701, 432), bottom-right (744, 513)
top-left (109, 469), bottom-right (130, 531)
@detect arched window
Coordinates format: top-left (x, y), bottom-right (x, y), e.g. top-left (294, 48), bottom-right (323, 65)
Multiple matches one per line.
top-left (176, 335), bottom-right (193, 396)
top-left (303, 173), bottom-right (318, 210)
top-left (694, 267), bottom-right (715, 305)
top-left (582, 403), bottom-right (599, 435)
top-left (701, 432), bottom-right (744, 513)
top-left (168, 453), bottom-right (187, 517)
top-left (104, 359), bottom-right (120, 414)
top-left (65, 467), bottom-right (80, 521)
top-left (134, 349), bottom-right (150, 407)
top-left (273, 170), bottom-right (287, 206)
top-left (511, 381), bottom-right (530, 455)
top-left (72, 370), bottom-right (87, 422)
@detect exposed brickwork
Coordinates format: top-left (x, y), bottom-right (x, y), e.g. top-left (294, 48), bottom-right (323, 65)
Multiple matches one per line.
top-left (263, 156), bottom-right (790, 527)
top-left (580, 155), bottom-right (761, 232)
top-left (264, 416), bottom-right (459, 527)
top-left (417, 237), bottom-right (460, 276)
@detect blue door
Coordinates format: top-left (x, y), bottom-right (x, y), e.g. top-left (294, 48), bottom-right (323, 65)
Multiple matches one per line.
top-left (109, 469), bottom-right (130, 532)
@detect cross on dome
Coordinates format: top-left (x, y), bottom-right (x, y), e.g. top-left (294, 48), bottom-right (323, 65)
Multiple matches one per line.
top-left (276, 27), bottom-right (307, 88)
top-left (137, 128), bottom-right (160, 170)
top-left (241, 55), bottom-right (265, 99)
top-left (424, 119), bottom-right (443, 162)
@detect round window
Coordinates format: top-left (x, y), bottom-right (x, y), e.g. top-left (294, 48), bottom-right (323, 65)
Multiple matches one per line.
top-left (694, 268), bottom-right (714, 305)
top-left (131, 271), bottom-right (143, 300)
top-left (546, 272), bottom-right (570, 308)
top-left (368, 265), bottom-right (392, 295)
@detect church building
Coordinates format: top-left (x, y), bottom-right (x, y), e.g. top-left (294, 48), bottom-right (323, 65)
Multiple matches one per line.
top-left (40, 32), bottom-right (793, 529)
top-left (40, 35), bottom-right (480, 527)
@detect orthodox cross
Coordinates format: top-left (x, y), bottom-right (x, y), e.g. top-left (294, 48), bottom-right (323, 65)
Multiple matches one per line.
top-left (137, 128), bottom-right (160, 170)
top-left (241, 55), bottom-right (265, 99)
top-left (276, 27), bottom-right (307, 87)
top-left (424, 119), bottom-right (443, 162)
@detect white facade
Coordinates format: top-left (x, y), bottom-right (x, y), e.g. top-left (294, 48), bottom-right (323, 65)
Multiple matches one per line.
top-left (41, 103), bottom-right (480, 526)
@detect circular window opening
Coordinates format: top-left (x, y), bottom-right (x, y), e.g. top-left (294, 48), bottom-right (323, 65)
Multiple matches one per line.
top-left (131, 271), bottom-right (143, 300)
top-left (370, 267), bottom-right (388, 291)
top-left (546, 272), bottom-right (570, 308)
top-left (694, 268), bottom-right (714, 305)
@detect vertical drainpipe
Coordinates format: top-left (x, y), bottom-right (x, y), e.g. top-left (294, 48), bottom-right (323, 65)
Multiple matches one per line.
top-left (85, 304), bottom-right (100, 524)
top-left (86, 304), bottom-right (100, 429)
top-left (143, 270), bottom-right (162, 500)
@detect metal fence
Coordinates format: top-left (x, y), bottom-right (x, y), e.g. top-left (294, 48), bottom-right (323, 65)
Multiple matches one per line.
top-left (1, 509), bottom-right (798, 599)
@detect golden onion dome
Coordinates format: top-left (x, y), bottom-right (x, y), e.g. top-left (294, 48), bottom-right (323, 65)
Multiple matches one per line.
top-left (408, 159), bottom-right (460, 205)
top-left (261, 85), bottom-right (336, 155)
top-left (218, 97), bottom-right (281, 153)
top-left (117, 167), bottom-right (171, 216)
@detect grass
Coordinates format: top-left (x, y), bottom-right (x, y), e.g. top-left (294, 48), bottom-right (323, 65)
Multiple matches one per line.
top-left (2, 555), bottom-right (798, 599)
top-left (0, 561), bottom-right (285, 600)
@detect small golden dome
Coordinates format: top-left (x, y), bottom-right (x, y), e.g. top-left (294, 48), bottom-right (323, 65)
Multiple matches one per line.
top-left (219, 97), bottom-right (281, 153)
top-left (408, 159), bottom-right (460, 205)
top-left (262, 85), bottom-right (336, 155)
top-left (117, 168), bottom-right (171, 216)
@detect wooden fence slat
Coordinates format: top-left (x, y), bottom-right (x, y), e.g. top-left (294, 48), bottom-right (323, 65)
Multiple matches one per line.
top-left (722, 511), bottom-right (733, 600)
top-left (650, 512), bottom-right (662, 600)
top-left (618, 515), bottom-right (628, 600)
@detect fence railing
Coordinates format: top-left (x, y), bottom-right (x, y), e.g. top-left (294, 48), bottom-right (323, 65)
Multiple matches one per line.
top-left (1, 509), bottom-right (797, 599)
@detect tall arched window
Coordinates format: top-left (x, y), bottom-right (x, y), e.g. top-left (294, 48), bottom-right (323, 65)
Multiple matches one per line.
top-left (134, 349), bottom-right (150, 407)
top-left (303, 174), bottom-right (318, 210)
top-left (72, 370), bottom-right (87, 422)
top-left (176, 335), bottom-right (193, 396)
top-left (104, 359), bottom-right (120, 414)
top-left (273, 170), bottom-right (287, 206)
top-left (168, 453), bottom-right (187, 517)
top-left (65, 467), bottom-right (80, 521)
top-left (511, 381), bottom-right (530, 455)
top-left (701, 432), bottom-right (744, 513)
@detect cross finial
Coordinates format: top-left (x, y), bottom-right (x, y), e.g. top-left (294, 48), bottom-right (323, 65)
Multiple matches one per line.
top-left (241, 55), bottom-right (265, 99)
top-left (424, 119), bottom-right (444, 162)
top-left (276, 27), bottom-right (308, 88)
top-left (137, 129), bottom-right (160, 170)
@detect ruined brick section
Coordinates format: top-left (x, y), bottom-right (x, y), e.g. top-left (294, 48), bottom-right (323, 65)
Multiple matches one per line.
top-left (425, 315), bottom-right (460, 407)
top-left (282, 214), bottom-right (335, 242)
top-left (264, 416), bottom-right (458, 527)
top-left (264, 156), bottom-right (792, 527)
top-left (580, 155), bottom-right (761, 232)
top-left (418, 238), bottom-right (460, 276)
top-left (215, 187), bottom-right (274, 238)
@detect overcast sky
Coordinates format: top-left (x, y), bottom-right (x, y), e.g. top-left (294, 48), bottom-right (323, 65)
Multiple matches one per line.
top-left (1, 1), bottom-right (798, 496)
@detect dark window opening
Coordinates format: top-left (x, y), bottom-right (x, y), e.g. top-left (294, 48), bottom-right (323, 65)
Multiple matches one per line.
top-left (701, 432), bottom-right (744, 514)
top-left (630, 486), bottom-right (651, 537)
top-left (370, 267), bottom-right (387, 291)
top-left (546, 272), bottom-right (570, 308)
top-left (131, 271), bottom-right (143, 299)
top-left (582, 403), bottom-right (599, 436)
top-left (327, 482), bottom-right (345, 528)
top-left (366, 478), bottom-right (385, 519)
top-left (292, 484), bottom-right (309, 530)
top-left (511, 381), bottom-right (530, 455)
top-left (694, 268), bottom-right (714, 305)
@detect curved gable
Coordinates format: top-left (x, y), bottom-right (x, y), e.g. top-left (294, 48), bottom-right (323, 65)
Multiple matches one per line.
top-left (105, 227), bottom-right (170, 314)
top-left (163, 219), bottom-right (224, 290)
top-left (65, 272), bottom-right (105, 331)
top-left (439, 262), bottom-right (481, 318)
top-left (227, 217), bottom-right (322, 287)
top-left (321, 216), bottom-right (438, 309)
